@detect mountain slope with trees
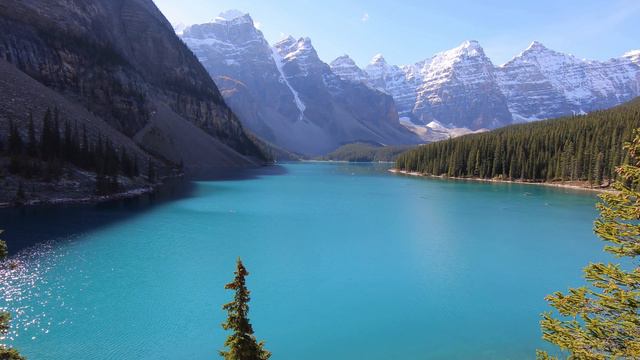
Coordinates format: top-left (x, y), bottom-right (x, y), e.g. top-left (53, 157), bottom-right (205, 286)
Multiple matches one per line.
top-left (320, 142), bottom-right (411, 162)
top-left (396, 97), bottom-right (640, 187)
top-left (0, 0), bottom-right (267, 205)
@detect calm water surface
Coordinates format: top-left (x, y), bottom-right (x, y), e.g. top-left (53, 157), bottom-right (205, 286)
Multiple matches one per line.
top-left (0, 163), bottom-right (608, 359)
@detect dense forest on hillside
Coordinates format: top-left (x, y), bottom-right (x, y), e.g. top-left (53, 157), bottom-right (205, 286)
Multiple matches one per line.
top-left (320, 143), bottom-right (411, 162)
top-left (396, 98), bottom-right (640, 186)
top-left (0, 108), bottom-right (156, 201)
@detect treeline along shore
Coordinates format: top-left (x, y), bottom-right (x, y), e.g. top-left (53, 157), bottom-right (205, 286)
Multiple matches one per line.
top-left (395, 98), bottom-right (640, 189)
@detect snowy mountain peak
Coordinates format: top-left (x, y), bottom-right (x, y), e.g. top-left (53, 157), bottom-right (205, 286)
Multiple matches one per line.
top-left (526, 41), bottom-right (548, 52)
top-left (172, 22), bottom-right (188, 36)
top-left (276, 37), bottom-right (314, 54)
top-left (520, 41), bottom-right (561, 59)
top-left (370, 53), bottom-right (388, 65)
top-left (460, 40), bottom-right (481, 49)
top-left (502, 41), bottom-right (573, 68)
top-left (624, 49), bottom-right (640, 64)
top-left (273, 36), bottom-right (320, 77)
top-left (330, 55), bottom-right (360, 70)
top-left (449, 40), bottom-right (485, 58)
top-left (330, 55), bottom-right (368, 83)
top-left (300, 37), bottom-right (313, 47)
top-left (331, 55), bottom-right (356, 65)
top-left (418, 40), bottom-right (491, 75)
top-left (624, 49), bottom-right (640, 57)
top-left (215, 9), bottom-right (247, 22)
top-left (275, 36), bottom-right (297, 48)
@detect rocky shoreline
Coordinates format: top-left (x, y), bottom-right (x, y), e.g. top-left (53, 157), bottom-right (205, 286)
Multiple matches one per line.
top-left (389, 169), bottom-right (612, 193)
top-left (0, 185), bottom-right (158, 208)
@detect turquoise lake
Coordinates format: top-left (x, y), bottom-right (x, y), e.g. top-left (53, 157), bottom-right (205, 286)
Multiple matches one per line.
top-left (0, 162), bottom-right (609, 359)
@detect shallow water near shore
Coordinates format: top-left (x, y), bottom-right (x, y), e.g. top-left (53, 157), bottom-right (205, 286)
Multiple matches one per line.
top-left (0, 162), bottom-right (608, 359)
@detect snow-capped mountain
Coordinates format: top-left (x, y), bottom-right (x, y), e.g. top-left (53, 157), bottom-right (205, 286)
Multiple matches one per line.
top-left (334, 41), bottom-right (512, 130)
top-left (181, 11), bottom-right (640, 149)
top-left (329, 55), bottom-right (369, 83)
top-left (412, 40), bottom-right (512, 129)
top-left (625, 50), bottom-right (640, 65)
top-left (331, 41), bottom-right (640, 130)
top-left (497, 42), bottom-right (640, 122)
top-left (363, 55), bottom-right (419, 122)
top-left (180, 11), bottom-right (419, 155)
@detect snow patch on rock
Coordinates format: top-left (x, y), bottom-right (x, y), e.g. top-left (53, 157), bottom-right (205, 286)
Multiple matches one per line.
top-left (270, 46), bottom-right (306, 121)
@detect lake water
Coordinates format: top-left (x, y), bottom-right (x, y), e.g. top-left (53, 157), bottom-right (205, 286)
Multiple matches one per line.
top-left (0, 162), bottom-right (608, 359)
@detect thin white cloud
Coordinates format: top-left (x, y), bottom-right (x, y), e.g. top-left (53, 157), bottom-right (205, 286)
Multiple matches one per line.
top-left (254, 21), bottom-right (262, 29)
top-left (361, 12), bottom-right (369, 23)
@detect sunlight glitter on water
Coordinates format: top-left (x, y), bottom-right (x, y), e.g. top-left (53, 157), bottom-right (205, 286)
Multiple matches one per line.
top-left (0, 241), bottom-right (71, 343)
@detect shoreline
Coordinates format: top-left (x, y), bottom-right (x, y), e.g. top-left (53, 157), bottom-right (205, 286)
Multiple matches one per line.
top-left (0, 185), bottom-right (158, 209)
top-left (389, 169), bottom-right (613, 193)
top-left (302, 159), bottom-right (395, 164)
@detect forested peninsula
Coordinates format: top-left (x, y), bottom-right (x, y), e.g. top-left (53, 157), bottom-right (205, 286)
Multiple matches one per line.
top-left (395, 98), bottom-right (640, 188)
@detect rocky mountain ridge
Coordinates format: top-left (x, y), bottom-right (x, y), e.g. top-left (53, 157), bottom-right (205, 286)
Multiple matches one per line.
top-left (180, 11), bottom-right (420, 155)
top-left (332, 40), bottom-right (640, 131)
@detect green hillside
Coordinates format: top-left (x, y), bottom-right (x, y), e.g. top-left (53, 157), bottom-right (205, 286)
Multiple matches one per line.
top-left (321, 143), bottom-right (411, 162)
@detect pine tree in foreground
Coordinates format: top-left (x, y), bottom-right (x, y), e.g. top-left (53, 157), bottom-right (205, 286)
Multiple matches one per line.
top-left (537, 130), bottom-right (640, 359)
top-left (220, 258), bottom-right (270, 360)
top-left (0, 231), bottom-right (26, 360)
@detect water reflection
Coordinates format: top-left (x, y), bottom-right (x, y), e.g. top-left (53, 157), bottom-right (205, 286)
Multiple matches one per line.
top-left (0, 165), bottom-right (287, 253)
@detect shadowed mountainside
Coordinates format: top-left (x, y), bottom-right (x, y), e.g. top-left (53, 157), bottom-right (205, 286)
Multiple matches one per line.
top-left (0, 0), bottom-right (269, 205)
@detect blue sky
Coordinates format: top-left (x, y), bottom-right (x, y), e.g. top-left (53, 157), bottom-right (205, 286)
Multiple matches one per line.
top-left (154, 0), bottom-right (640, 67)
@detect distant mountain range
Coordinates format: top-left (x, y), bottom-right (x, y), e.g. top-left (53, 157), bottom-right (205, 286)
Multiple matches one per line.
top-left (333, 41), bottom-right (640, 130)
top-left (179, 11), bottom-right (640, 155)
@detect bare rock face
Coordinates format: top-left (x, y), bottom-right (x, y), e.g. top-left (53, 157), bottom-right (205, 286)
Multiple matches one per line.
top-left (0, 0), bottom-right (264, 170)
top-left (181, 13), bottom-right (420, 155)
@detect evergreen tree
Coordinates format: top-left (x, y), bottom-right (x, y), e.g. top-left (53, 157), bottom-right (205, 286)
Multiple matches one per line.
top-left (7, 121), bottom-right (22, 156)
top-left (52, 107), bottom-right (61, 157)
top-left (26, 114), bottom-right (37, 158)
top-left (40, 108), bottom-right (53, 160)
top-left (63, 121), bottom-right (73, 160)
top-left (4, 109), bottom-right (153, 187)
top-left (81, 125), bottom-right (90, 168)
top-left (220, 258), bottom-right (270, 360)
top-left (0, 231), bottom-right (26, 360)
top-left (396, 98), bottom-right (640, 185)
top-left (147, 160), bottom-right (156, 183)
top-left (133, 156), bottom-right (140, 177)
top-left (14, 183), bottom-right (26, 205)
top-left (537, 130), bottom-right (640, 359)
